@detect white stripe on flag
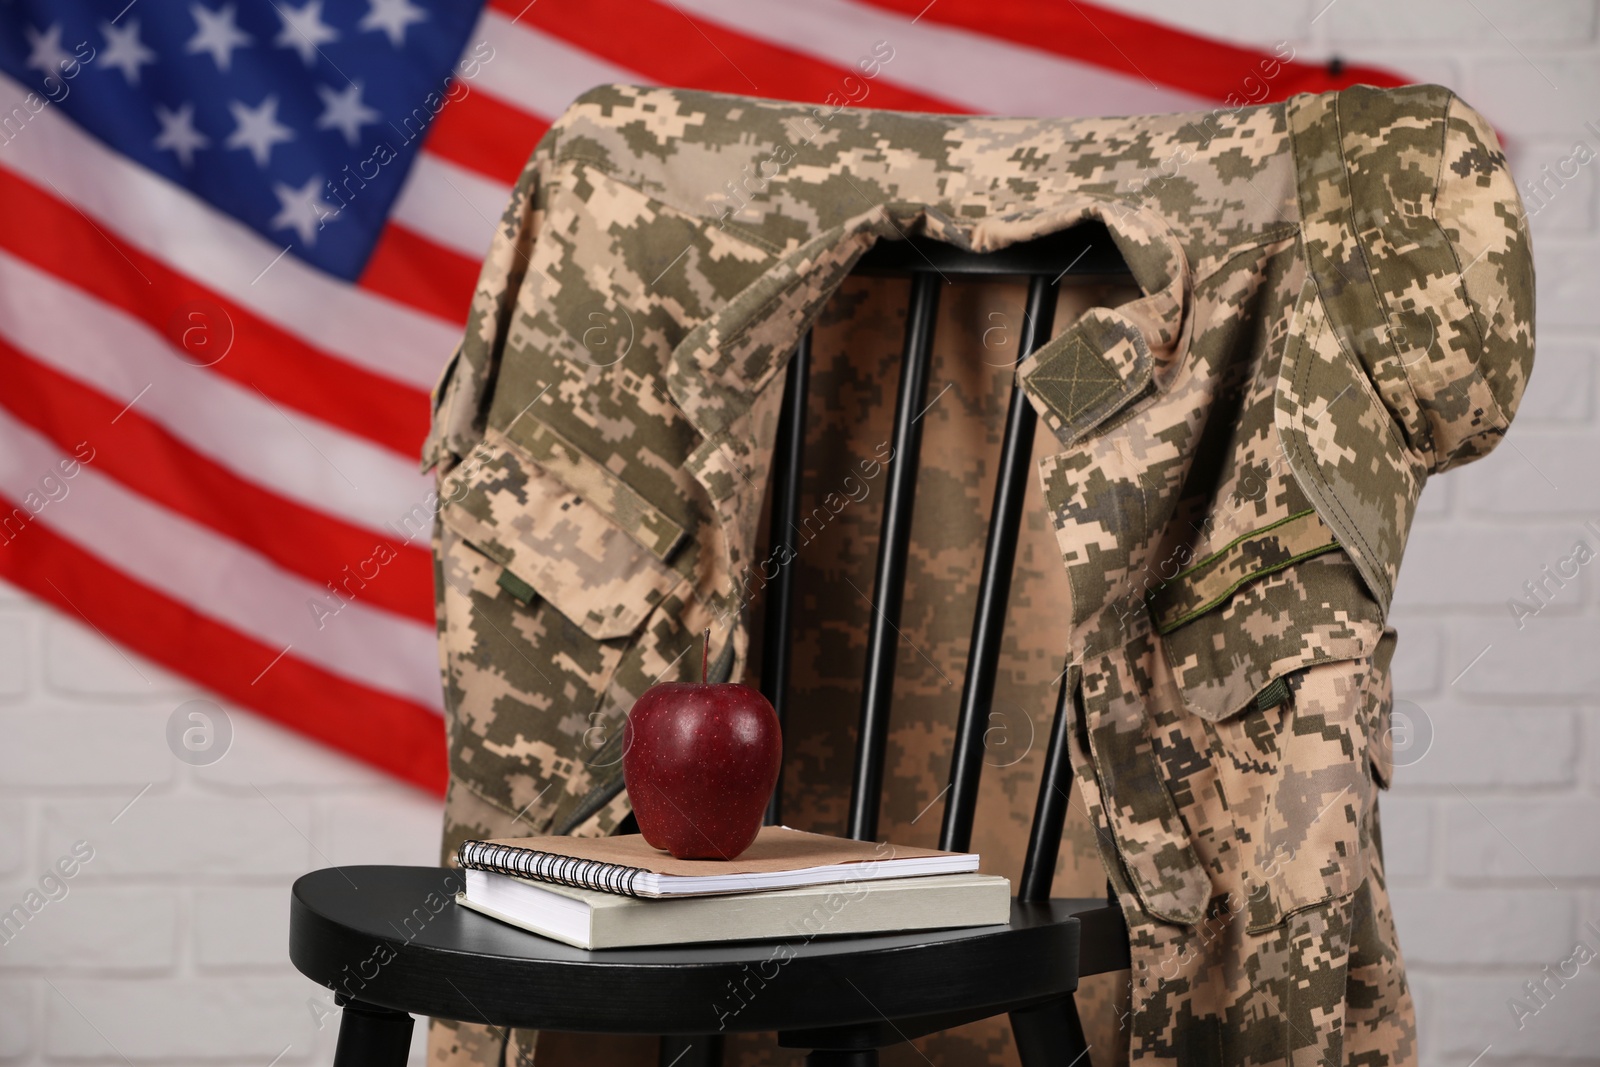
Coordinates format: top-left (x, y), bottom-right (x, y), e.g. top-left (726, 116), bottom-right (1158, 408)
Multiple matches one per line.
top-left (0, 249), bottom-right (436, 535)
top-left (394, 154), bottom-right (509, 261)
top-left (668, 0), bottom-right (1208, 116)
top-left (473, 11), bottom-right (647, 117)
top-left (0, 70), bottom-right (457, 392)
top-left (0, 407), bottom-right (443, 709)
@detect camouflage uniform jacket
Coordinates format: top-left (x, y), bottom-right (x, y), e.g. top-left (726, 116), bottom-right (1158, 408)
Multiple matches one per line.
top-left (424, 82), bottom-right (1533, 1066)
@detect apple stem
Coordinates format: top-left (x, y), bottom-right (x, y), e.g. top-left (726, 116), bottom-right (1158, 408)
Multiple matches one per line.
top-left (702, 627), bottom-right (710, 683)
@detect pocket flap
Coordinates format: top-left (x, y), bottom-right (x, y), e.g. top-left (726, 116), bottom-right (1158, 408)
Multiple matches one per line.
top-left (499, 417), bottom-right (688, 563)
top-left (438, 428), bottom-right (685, 641)
top-left (1155, 531), bottom-right (1383, 723)
top-left (1150, 509), bottom-right (1341, 634)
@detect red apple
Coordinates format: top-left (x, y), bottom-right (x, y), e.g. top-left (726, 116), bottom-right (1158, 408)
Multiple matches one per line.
top-left (622, 632), bottom-right (781, 860)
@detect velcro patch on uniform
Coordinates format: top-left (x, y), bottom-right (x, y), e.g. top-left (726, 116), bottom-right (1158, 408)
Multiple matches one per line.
top-left (1149, 509), bottom-right (1341, 634)
top-left (1019, 310), bottom-right (1152, 445)
top-left (1029, 336), bottom-right (1122, 425)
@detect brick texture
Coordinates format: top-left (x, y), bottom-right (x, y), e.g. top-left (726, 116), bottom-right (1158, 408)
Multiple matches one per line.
top-left (3, 6), bottom-right (1599, 1066)
top-left (0, 889), bottom-right (177, 973)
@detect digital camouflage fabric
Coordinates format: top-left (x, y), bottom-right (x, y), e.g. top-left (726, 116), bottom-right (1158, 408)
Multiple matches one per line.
top-left (423, 82), bottom-right (1533, 1066)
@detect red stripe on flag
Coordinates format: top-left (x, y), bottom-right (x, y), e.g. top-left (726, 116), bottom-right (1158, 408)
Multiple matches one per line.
top-left (424, 89), bottom-right (550, 186)
top-left (850, 0), bottom-right (1407, 101)
top-left (0, 509), bottom-right (446, 793)
top-left (0, 167), bottom-right (431, 459)
top-left (360, 223), bottom-right (480, 325)
top-left (487, 0), bottom-right (967, 112)
top-left (0, 342), bottom-right (436, 625)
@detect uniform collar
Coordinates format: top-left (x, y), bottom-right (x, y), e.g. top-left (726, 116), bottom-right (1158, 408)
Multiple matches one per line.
top-left (663, 193), bottom-right (1191, 487)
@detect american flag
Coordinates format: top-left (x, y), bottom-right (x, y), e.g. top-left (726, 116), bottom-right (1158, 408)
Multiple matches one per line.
top-left (0, 0), bottom-right (1402, 793)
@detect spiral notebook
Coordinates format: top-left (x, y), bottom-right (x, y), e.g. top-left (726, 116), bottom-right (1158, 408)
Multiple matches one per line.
top-left (456, 826), bottom-right (979, 899)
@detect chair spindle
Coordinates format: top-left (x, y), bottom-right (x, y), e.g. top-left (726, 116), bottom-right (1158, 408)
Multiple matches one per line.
top-left (1017, 666), bottom-right (1076, 903)
top-left (939, 275), bottom-right (1059, 853)
top-left (847, 273), bottom-right (941, 842)
top-left (762, 331), bottom-right (812, 826)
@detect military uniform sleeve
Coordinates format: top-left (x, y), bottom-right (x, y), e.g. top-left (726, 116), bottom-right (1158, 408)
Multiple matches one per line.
top-left (1424, 93), bottom-right (1536, 471)
top-left (421, 139), bottom-right (552, 475)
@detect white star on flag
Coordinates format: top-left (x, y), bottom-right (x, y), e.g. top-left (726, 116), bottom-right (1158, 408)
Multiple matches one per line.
top-left (270, 174), bottom-right (338, 245)
top-left (153, 102), bottom-right (210, 167)
top-left (224, 95), bottom-right (295, 167)
top-left (359, 0), bottom-right (427, 48)
top-left (315, 82), bottom-right (381, 146)
top-left (274, 0), bottom-right (340, 66)
top-left (100, 19), bottom-right (158, 85)
top-left (23, 23), bottom-right (75, 79)
top-left (186, 3), bottom-right (253, 72)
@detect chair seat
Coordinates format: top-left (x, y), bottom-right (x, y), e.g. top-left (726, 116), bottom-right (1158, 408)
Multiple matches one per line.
top-left (290, 866), bottom-right (1126, 1036)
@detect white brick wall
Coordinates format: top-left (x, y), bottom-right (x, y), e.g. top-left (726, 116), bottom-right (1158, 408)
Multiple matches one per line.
top-left (2, 5), bottom-right (1597, 1066)
top-left (0, 603), bottom-right (436, 1066)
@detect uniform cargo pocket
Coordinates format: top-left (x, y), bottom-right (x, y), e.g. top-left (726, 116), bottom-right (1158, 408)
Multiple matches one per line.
top-left (437, 427), bottom-right (686, 641)
top-left (1151, 519), bottom-right (1389, 929)
top-left (1218, 647), bottom-right (1386, 932)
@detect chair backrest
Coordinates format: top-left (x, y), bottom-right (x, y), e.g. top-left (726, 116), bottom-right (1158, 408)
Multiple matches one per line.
top-left (757, 225), bottom-right (1132, 903)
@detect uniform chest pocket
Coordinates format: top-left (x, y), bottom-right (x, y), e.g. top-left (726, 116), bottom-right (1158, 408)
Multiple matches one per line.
top-left (437, 427), bottom-right (687, 641)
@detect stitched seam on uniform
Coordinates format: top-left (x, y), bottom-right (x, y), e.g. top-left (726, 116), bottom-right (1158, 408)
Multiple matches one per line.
top-left (440, 442), bottom-right (684, 639)
top-left (1280, 105), bottom-right (1433, 479)
top-left (1427, 95), bottom-right (1505, 458)
top-left (1315, 273), bottom-right (1417, 469)
top-left (1285, 99), bottom-right (1402, 604)
top-left (1166, 507), bottom-right (1322, 586)
top-left (499, 420), bottom-right (686, 561)
top-left (1428, 94), bottom-right (1496, 400)
top-left (1249, 887), bottom-right (1357, 937)
top-left (1070, 667), bottom-right (1147, 897)
top-left (1289, 303), bottom-right (1391, 604)
top-left (1429, 90), bottom-right (1458, 214)
top-left (559, 155), bottom-right (789, 257)
top-left (1077, 450), bottom-right (1207, 925)
top-left (1147, 506), bottom-right (1337, 630)
top-left (1286, 95), bottom-right (1323, 262)
top-left (713, 244), bottom-right (861, 353)
top-left (1331, 91), bottom-right (1432, 464)
top-left (1155, 542), bottom-right (1341, 635)
top-left (1189, 226), bottom-right (1301, 289)
top-left (1075, 659), bottom-right (1157, 907)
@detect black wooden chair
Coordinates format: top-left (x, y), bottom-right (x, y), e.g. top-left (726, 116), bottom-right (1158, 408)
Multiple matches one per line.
top-left (290, 227), bottom-right (1133, 1067)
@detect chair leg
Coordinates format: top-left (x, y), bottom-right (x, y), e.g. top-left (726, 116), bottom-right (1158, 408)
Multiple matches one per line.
top-left (332, 1000), bottom-right (415, 1067)
top-left (659, 1034), bottom-right (723, 1067)
top-left (1009, 994), bottom-right (1090, 1067)
top-left (804, 1051), bottom-right (877, 1067)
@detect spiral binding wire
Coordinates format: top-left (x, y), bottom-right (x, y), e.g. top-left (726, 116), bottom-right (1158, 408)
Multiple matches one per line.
top-left (458, 840), bottom-right (651, 898)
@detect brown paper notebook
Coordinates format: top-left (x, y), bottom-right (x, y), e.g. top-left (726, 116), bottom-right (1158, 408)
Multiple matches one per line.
top-left (456, 826), bottom-right (979, 899)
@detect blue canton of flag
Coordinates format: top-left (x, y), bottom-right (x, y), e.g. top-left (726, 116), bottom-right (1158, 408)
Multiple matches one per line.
top-left (0, 0), bottom-right (484, 278)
